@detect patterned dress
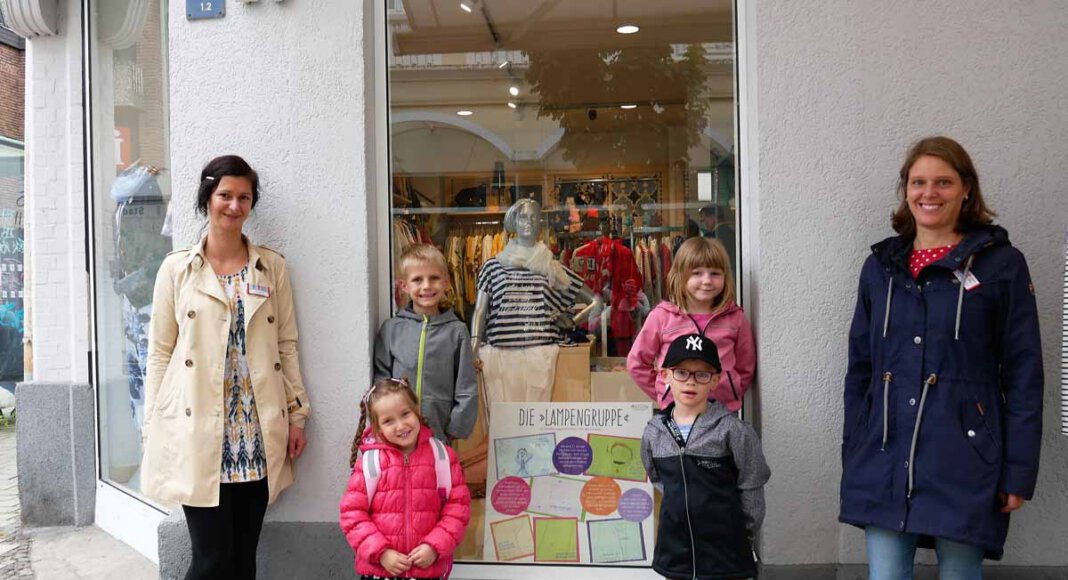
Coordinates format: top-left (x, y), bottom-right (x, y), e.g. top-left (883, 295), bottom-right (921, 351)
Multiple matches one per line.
top-left (217, 264), bottom-right (268, 483)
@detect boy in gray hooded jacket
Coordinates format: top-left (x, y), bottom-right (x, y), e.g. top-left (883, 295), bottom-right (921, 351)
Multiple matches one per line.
top-left (641, 333), bottom-right (771, 579)
top-left (373, 244), bottom-right (478, 440)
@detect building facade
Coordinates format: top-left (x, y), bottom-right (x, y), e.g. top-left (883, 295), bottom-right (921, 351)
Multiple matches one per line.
top-left (7, 0), bottom-right (1068, 578)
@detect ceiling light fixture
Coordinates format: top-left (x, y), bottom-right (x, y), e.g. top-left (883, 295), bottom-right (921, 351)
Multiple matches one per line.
top-left (507, 102), bottom-right (517, 109)
top-left (457, 110), bottom-right (473, 116)
top-left (616, 24), bottom-right (639, 34)
top-left (509, 86), bottom-right (520, 96)
top-left (460, 2), bottom-right (472, 13)
top-left (620, 104), bottom-right (637, 110)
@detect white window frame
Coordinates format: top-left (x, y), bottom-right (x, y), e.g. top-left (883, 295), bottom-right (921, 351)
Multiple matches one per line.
top-left (82, 0), bottom-right (170, 564)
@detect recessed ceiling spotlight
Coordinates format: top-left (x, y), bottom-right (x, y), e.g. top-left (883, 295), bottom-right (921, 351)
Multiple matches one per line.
top-left (507, 102), bottom-right (517, 109)
top-left (457, 110), bottom-right (473, 116)
top-left (460, 2), bottom-right (472, 13)
top-left (616, 24), bottom-right (639, 34)
top-left (498, 60), bottom-right (509, 69)
top-left (620, 104), bottom-right (637, 110)
top-left (509, 86), bottom-right (520, 96)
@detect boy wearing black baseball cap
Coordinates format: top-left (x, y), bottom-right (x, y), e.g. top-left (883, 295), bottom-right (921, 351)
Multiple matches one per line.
top-left (640, 334), bottom-right (771, 579)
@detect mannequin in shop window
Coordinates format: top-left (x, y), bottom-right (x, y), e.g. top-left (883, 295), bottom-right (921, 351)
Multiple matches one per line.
top-left (471, 199), bottom-right (602, 403)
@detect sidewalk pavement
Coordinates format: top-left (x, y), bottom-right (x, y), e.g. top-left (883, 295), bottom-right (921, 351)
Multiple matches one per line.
top-left (0, 428), bottom-right (159, 579)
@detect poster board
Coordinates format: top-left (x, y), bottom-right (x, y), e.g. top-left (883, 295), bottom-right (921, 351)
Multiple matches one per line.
top-left (483, 403), bottom-right (655, 565)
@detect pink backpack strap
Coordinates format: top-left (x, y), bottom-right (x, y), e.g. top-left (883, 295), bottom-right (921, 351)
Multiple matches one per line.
top-left (429, 437), bottom-right (453, 501)
top-left (360, 449), bottom-right (381, 505)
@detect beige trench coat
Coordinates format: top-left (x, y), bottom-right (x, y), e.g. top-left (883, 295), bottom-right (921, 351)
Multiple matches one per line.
top-left (142, 236), bottom-right (310, 507)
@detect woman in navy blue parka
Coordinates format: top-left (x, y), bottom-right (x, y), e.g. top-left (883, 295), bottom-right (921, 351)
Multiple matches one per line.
top-left (840, 137), bottom-right (1043, 579)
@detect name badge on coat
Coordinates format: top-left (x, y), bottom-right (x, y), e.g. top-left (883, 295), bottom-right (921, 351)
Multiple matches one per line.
top-left (247, 283), bottom-right (271, 298)
top-left (953, 269), bottom-right (981, 291)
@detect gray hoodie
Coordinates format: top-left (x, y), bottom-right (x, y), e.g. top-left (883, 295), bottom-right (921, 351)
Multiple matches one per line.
top-left (373, 308), bottom-right (478, 440)
top-left (641, 401), bottom-right (771, 579)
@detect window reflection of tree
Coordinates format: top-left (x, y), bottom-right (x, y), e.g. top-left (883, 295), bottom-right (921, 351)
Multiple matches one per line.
top-left (525, 46), bottom-right (711, 170)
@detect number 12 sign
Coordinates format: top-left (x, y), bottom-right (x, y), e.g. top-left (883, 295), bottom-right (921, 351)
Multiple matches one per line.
top-left (187, 0), bottom-right (224, 20)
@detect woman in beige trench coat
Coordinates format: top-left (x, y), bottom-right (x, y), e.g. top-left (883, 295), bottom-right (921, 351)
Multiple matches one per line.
top-left (142, 155), bottom-right (310, 580)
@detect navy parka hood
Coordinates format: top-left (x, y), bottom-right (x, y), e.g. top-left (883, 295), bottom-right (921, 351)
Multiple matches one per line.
top-left (840, 224), bottom-right (1043, 560)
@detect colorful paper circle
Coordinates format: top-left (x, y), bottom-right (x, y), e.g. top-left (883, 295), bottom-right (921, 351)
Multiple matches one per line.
top-left (579, 476), bottom-right (622, 516)
top-left (490, 476), bottom-right (531, 515)
top-left (552, 436), bottom-right (593, 475)
top-left (618, 488), bottom-right (653, 521)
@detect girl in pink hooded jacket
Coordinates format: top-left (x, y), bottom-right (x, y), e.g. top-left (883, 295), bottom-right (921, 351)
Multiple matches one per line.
top-left (627, 238), bottom-right (756, 411)
top-left (340, 378), bottom-right (470, 579)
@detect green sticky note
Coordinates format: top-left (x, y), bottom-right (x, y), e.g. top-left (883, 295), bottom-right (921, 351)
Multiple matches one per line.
top-left (534, 517), bottom-right (579, 562)
top-left (585, 434), bottom-right (646, 482)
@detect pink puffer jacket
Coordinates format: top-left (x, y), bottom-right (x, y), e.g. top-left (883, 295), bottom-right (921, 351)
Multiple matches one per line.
top-left (627, 301), bottom-right (756, 411)
top-left (339, 425), bottom-right (471, 578)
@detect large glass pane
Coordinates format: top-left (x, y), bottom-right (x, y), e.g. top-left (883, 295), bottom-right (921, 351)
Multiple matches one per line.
top-left (89, 0), bottom-right (170, 497)
top-left (0, 12), bottom-right (26, 413)
top-left (386, 0), bottom-right (737, 566)
top-left (0, 139), bottom-right (24, 400)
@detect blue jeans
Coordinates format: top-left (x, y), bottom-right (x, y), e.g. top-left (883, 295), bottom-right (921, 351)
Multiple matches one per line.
top-left (866, 526), bottom-right (984, 580)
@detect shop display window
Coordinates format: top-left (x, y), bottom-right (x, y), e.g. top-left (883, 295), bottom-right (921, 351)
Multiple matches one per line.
top-left (0, 138), bottom-right (24, 398)
top-left (386, 0), bottom-right (739, 568)
top-left (88, 0), bottom-right (171, 499)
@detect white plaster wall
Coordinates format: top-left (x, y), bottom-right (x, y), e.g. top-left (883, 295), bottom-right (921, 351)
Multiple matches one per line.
top-left (754, 0), bottom-right (1068, 566)
top-left (167, 0), bottom-right (372, 521)
top-left (24, 0), bottom-right (90, 384)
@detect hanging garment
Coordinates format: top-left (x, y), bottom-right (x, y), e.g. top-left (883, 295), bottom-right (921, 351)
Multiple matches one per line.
top-left (660, 238), bottom-right (674, 297)
top-left (571, 236), bottom-right (644, 347)
top-left (482, 234), bottom-right (494, 264)
top-left (447, 236), bottom-right (467, 319)
top-left (494, 232), bottom-right (506, 255)
top-left (465, 234), bottom-right (480, 304)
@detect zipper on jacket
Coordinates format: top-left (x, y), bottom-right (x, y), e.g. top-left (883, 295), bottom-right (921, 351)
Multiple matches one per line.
top-left (881, 372), bottom-right (893, 451)
top-left (404, 453), bottom-right (412, 553)
top-left (678, 450), bottom-right (698, 580)
top-left (727, 371), bottom-right (739, 401)
top-left (416, 315), bottom-right (429, 400)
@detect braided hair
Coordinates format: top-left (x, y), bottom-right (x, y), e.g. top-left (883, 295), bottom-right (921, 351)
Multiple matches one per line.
top-left (349, 378), bottom-right (422, 467)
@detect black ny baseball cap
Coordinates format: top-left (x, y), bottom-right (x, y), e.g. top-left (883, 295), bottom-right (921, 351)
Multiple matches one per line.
top-left (661, 333), bottom-right (721, 372)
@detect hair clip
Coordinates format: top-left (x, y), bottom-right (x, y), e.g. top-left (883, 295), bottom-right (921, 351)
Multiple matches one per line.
top-left (363, 377), bottom-right (410, 404)
top-left (204, 176), bottom-right (215, 181)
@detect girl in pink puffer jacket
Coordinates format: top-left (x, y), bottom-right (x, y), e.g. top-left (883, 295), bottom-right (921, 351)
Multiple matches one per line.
top-left (340, 378), bottom-right (470, 579)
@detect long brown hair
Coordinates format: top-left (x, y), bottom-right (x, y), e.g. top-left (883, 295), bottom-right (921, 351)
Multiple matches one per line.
top-left (349, 378), bottom-right (423, 467)
top-left (666, 237), bottom-right (736, 314)
top-left (891, 136), bottom-right (996, 239)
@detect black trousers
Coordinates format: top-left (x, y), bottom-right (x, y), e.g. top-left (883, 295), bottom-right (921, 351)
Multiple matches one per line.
top-left (183, 478), bottom-right (269, 580)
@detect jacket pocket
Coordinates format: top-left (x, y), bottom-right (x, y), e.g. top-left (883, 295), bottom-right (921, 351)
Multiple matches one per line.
top-left (960, 397), bottom-right (1000, 464)
top-left (153, 360), bottom-right (184, 415)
